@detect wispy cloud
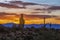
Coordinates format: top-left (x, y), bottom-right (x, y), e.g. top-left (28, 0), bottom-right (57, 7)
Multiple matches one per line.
top-left (0, 1), bottom-right (60, 16)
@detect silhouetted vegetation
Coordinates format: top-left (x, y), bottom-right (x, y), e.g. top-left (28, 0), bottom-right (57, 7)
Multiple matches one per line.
top-left (0, 25), bottom-right (60, 40)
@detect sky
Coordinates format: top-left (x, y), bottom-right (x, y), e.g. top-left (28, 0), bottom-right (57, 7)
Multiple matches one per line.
top-left (21, 0), bottom-right (60, 6)
top-left (0, 0), bottom-right (60, 6)
top-left (0, 0), bottom-right (60, 24)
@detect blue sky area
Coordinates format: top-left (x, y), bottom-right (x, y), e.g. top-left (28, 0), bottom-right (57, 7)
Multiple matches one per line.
top-left (0, 0), bottom-right (60, 6)
top-left (21, 0), bottom-right (60, 6)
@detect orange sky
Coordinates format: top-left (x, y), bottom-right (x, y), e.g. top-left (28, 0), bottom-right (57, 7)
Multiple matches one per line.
top-left (0, 14), bottom-right (60, 24)
top-left (0, 1), bottom-right (60, 24)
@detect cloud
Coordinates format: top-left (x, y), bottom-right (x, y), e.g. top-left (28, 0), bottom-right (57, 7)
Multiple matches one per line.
top-left (0, 6), bottom-right (60, 16)
top-left (0, 1), bottom-right (60, 16)
top-left (0, 0), bottom-right (60, 24)
top-left (0, 3), bottom-right (21, 8)
top-left (0, 13), bottom-right (59, 24)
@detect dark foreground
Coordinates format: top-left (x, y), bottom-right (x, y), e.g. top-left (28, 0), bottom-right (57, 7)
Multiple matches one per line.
top-left (0, 26), bottom-right (60, 40)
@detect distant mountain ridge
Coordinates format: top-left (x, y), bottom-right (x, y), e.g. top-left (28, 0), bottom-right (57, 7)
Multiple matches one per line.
top-left (0, 23), bottom-right (60, 29)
